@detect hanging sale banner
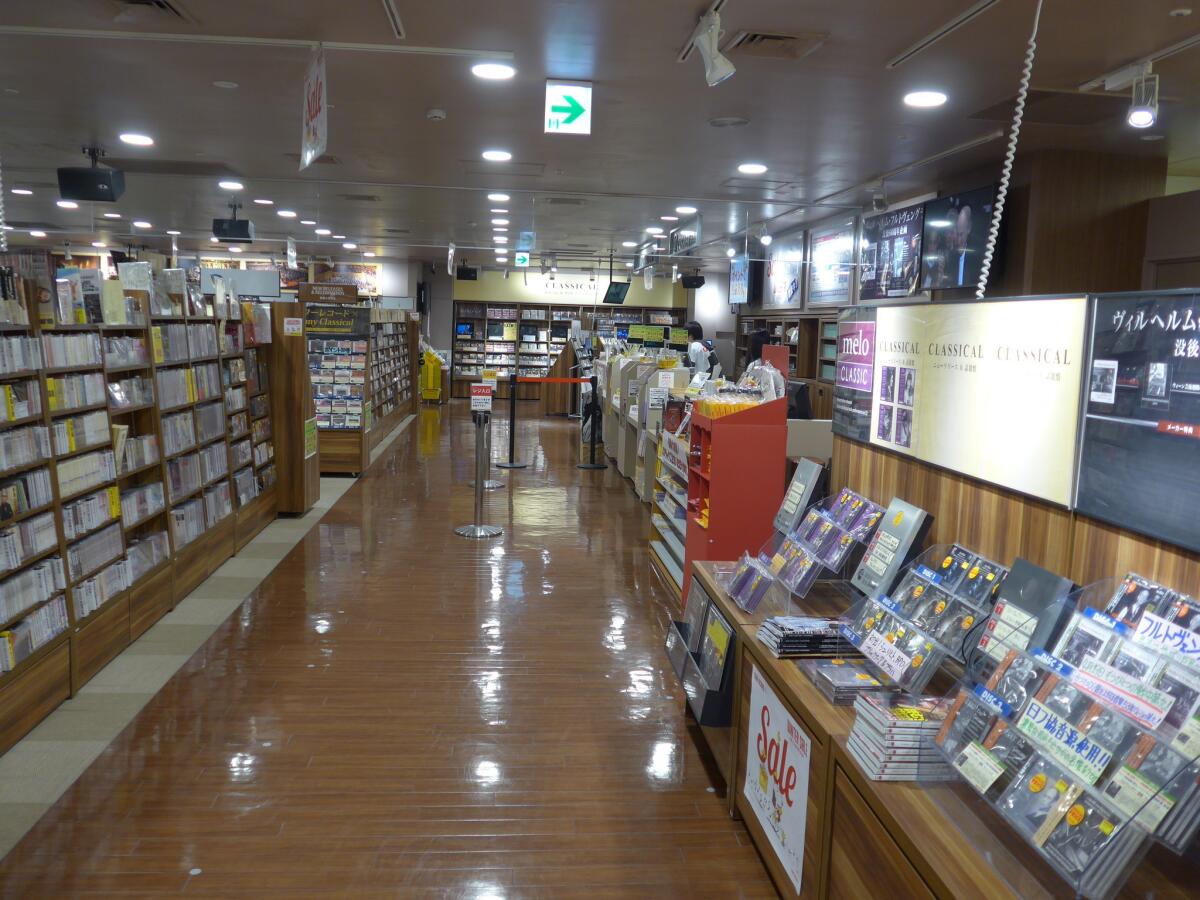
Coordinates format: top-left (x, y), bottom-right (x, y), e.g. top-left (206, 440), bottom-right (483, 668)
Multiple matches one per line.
top-left (287, 236), bottom-right (298, 270)
top-left (743, 664), bottom-right (810, 894)
top-left (300, 44), bottom-right (327, 171)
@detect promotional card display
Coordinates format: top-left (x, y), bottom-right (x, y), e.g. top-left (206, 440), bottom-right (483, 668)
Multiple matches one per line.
top-left (849, 497), bottom-right (930, 601)
top-left (772, 458), bottom-right (824, 536)
top-left (933, 572), bottom-right (1200, 900)
top-left (1077, 291), bottom-right (1200, 554)
top-left (858, 204), bottom-right (924, 301)
top-left (304, 305), bottom-right (370, 432)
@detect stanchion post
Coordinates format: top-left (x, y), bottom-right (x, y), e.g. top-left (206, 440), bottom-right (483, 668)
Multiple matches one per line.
top-left (497, 372), bottom-right (528, 470)
top-left (456, 409), bottom-right (503, 539)
top-left (577, 373), bottom-right (607, 470)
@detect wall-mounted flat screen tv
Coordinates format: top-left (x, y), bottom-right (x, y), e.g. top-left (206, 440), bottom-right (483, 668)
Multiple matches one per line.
top-left (920, 186), bottom-right (996, 291)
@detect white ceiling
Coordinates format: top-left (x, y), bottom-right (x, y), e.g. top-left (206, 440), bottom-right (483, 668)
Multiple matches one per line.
top-left (0, 0), bottom-right (1196, 269)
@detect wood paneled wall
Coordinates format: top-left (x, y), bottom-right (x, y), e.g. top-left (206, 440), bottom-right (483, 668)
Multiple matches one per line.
top-left (832, 437), bottom-right (1199, 592)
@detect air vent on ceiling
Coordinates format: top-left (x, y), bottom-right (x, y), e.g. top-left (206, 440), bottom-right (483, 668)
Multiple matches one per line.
top-left (723, 30), bottom-right (827, 61)
top-left (544, 197), bottom-right (586, 206)
top-left (886, 0), bottom-right (1000, 69)
top-left (283, 152), bottom-right (341, 166)
top-left (969, 90), bottom-right (1133, 127)
top-left (111, 0), bottom-right (198, 24)
top-left (339, 193), bottom-right (383, 202)
top-left (102, 158), bottom-right (239, 177)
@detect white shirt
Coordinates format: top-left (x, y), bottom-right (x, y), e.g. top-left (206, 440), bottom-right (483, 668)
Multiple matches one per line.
top-left (688, 340), bottom-right (710, 374)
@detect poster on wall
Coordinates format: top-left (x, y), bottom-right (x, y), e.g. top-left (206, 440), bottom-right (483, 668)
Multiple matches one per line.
top-left (808, 218), bottom-right (857, 306)
top-left (313, 262), bottom-right (380, 295)
top-left (920, 186), bottom-right (996, 291)
top-left (765, 230), bottom-right (805, 307)
top-left (859, 205), bottom-right (923, 301)
top-left (1076, 292), bottom-right (1200, 553)
top-left (833, 297), bottom-right (1088, 505)
top-left (743, 664), bottom-right (810, 895)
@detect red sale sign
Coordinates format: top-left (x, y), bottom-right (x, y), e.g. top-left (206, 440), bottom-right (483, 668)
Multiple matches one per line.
top-left (300, 45), bottom-right (327, 171)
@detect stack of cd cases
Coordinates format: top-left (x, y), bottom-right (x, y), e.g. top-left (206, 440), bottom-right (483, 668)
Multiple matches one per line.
top-left (798, 657), bottom-right (895, 705)
top-left (756, 616), bottom-right (858, 659)
top-left (847, 694), bottom-right (956, 782)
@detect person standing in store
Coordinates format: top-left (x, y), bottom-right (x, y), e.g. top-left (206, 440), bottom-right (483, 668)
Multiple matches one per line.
top-left (686, 321), bottom-right (722, 379)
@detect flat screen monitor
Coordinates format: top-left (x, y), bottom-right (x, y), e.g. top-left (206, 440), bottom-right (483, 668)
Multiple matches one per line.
top-left (920, 186), bottom-right (996, 291)
top-left (603, 281), bottom-right (631, 305)
top-left (616, 325), bottom-right (630, 340)
top-left (786, 380), bottom-right (812, 420)
top-left (455, 321), bottom-right (473, 338)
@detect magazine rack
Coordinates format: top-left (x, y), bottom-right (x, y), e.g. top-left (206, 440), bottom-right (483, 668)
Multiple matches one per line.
top-left (664, 571), bottom-right (736, 726)
top-left (839, 544), bottom-right (1010, 696)
top-left (930, 575), bottom-right (1200, 900)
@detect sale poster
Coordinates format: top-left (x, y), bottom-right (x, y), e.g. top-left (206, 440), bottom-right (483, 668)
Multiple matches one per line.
top-left (744, 664), bottom-right (810, 894)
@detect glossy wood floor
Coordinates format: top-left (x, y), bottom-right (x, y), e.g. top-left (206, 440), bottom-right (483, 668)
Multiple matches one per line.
top-left (0, 404), bottom-right (776, 898)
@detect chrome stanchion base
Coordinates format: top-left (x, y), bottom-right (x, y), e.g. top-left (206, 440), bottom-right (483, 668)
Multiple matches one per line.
top-left (496, 461), bottom-right (528, 469)
top-left (454, 524), bottom-right (504, 539)
top-left (469, 479), bottom-right (505, 490)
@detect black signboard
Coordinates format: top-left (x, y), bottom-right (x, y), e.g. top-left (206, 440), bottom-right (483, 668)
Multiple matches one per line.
top-left (859, 205), bottom-right (923, 301)
top-left (1077, 291), bottom-right (1200, 553)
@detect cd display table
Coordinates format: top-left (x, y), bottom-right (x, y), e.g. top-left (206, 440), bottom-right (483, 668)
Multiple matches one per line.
top-left (684, 563), bottom-right (1196, 900)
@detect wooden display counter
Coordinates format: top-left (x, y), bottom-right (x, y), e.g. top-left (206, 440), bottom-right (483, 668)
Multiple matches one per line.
top-left (686, 562), bottom-right (1197, 900)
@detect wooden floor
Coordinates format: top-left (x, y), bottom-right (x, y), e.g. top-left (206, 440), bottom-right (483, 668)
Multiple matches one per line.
top-left (0, 403), bottom-right (775, 898)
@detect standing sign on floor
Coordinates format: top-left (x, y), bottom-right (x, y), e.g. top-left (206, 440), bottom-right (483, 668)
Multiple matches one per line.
top-left (470, 384), bottom-right (493, 412)
top-left (744, 663), bottom-right (810, 894)
top-left (300, 44), bottom-right (327, 171)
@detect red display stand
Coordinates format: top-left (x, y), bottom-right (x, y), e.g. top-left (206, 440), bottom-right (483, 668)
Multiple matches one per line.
top-left (683, 397), bottom-right (787, 606)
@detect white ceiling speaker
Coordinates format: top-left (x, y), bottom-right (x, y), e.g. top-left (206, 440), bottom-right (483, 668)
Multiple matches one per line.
top-left (689, 11), bottom-right (736, 87)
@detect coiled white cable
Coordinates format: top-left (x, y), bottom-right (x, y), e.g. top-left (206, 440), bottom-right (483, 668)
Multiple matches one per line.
top-left (977, 0), bottom-right (1045, 299)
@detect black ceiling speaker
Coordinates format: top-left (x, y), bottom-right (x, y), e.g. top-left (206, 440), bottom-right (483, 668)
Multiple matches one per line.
top-left (58, 146), bottom-right (125, 202)
top-left (681, 274), bottom-right (706, 289)
top-left (212, 201), bottom-right (255, 243)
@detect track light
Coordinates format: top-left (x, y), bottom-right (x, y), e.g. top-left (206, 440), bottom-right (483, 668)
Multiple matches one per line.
top-left (726, 247), bottom-right (737, 258)
top-left (1128, 70), bottom-right (1159, 129)
top-left (690, 11), bottom-right (736, 87)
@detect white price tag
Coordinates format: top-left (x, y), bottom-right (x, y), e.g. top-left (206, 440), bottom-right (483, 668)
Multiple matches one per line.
top-left (648, 387), bottom-right (668, 410)
top-left (657, 370), bottom-right (675, 388)
top-left (860, 631), bottom-right (911, 682)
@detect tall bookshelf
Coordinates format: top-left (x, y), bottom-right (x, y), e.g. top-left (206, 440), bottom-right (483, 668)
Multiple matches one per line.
top-left (734, 311), bottom-right (840, 418)
top-left (0, 254), bottom-right (300, 755)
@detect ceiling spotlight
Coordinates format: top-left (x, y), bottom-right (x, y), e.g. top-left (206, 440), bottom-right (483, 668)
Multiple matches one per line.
top-left (487, 193), bottom-right (510, 202)
top-left (472, 62), bottom-right (516, 80)
top-left (760, 233), bottom-right (773, 247)
top-left (688, 11), bottom-right (737, 87)
top-left (342, 242), bottom-right (357, 249)
top-left (363, 251), bottom-right (376, 257)
top-left (91, 241), bottom-right (106, 248)
top-left (10, 188), bottom-right (31, 196)
top-left (133, 220), bottom-right (152, 228)
top-left (103, 212), bottom-right (121, 219)
top-left (119, 132), bottom-right (154, 146)
top-left (726, 247), bottom-right (737, 258)
top-left (218, 180), bottom-right (244, 191)
top-left (315, 228), bottom-right (332, 235)
top-left (903, 90), bottom-right (948, 108)
top-left (626, 261), bottom-right (634, 267)
top-left (254, 198), bottom-right (274, 205)
top-left (661, 216), bottom-right (679, 222)
top-left (29, 230), bottom-right (46, 237)
top-left (676, 206), bottom-right (697, 215)
top-left (277, 209), bottom-right (297, 218)
top-left (56, 199), bottom-right (79, 209)
top-left (492, 218), bottom-right (509, 225)
top-left (300, 219), bottom-right (316, 225)
top-left (622, 241), bottom-right (638, 248)
top-left (1128, 71), bottom-right (1160, 128)
top-left (166, 229), bottom-right (181, 235)
top-left (482, 149), bottom-right (512, 162)
top-left (490, 208), bottom-right (508, 214)
top-left (738, 162), bottom-right (767, 175)
top-left (229, 246), bottom-right (243, 253)
top-left (645, 226), bottom-right (664, 235)
top-left (333, 234), bottom-right (346, 240)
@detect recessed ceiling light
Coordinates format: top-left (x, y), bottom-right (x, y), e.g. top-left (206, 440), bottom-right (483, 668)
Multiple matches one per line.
top-left (496, 255), bottom-right (508, 262)
top-left (737, 162), bottom-right (767, 175)
top-left (626, 262), bottom-right (633, 267)
top-left (622, 241), bottom-right (638, 248)
top-left (29, 230), bottom-right (46, 237)
top-left (133, 220), bottom-right (152, 228)
top-left (363, 251), bottom-right (376, 257)
top-left (903, 90), bottom-right (948, 108)
top-left (0, 226), bottom-right (9, 231)
top-left (494, 228), bottom-right (508, 234)
top-left (487, 193), bottom-right (510, 202)
top-left (333, 234), bottom-right (346, 240)
top-left (119, 132), bottom-right (154, 146)
top-left (661, 216), bottom-right (679, 222)
top-left (229, 246), bottom-right (242, 253)
top-left (165, 229), bottom-right (180, 235)
top-left (103, 212), bottom-right (121, 219)
top-left (645, 226), bottom-right (664, 235)
top-left (492, 218), bottom-right (509, 226)
top-left (482, 149), bottom-right (512, 162)
top-left (218, 180), bottom-right (244, 191)
top-left (56, 199), bottom-right (79, 209)
top-left (472, 62), bottom-right (516, 80)
top-left (91, 241), bottom-right (106, 248)
top-left (342, 242), bottom-right (357, 249)
top-left (315, 228), bottom-right (332, 235)
top-left (212, 80), bottom-right (239, 89)
top-left (300, 219), bottom-right (316, 225)
top-left (495, 236), bottom-right (508, 243)
top-left (1170, 7), bottom-right (1192, 15)
top-left (254, 198), bottom-right (274, 205)
top-left (676, 206), bottom-right (697, 215)
top-left (490, 208), bottom-right (508, 214)
top-left (277, 209), bottom-right (297, 218)
top-left (10, 188), bottom-right (31, 196)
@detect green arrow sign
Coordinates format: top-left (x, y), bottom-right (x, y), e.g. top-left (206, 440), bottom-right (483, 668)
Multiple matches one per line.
top-left (545, 80), bottom-right (592, 135)
top-left (551, 94), bottom-right (585, 125)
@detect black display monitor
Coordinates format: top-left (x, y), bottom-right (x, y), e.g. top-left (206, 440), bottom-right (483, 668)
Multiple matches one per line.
top-left (786, 380), bottom-right (812, 420)
top-left (920, 186), bottom-right (996, 291)
top-left (603, 281), bottom-right (631, 305)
